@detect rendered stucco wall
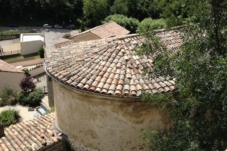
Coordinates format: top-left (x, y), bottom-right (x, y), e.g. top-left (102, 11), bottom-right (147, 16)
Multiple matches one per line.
top-left (21, 41), bottom-right (44, 55)
top-left (0, 72), bottom-right (24, 91)
top-left (53, 79), bottom-right (171, 151)
top-left (72, 32), bottom-right (100, 43)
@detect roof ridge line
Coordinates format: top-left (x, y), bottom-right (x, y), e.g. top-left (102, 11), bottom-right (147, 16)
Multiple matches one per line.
top-left (105, 33), bottom-right (139, 42)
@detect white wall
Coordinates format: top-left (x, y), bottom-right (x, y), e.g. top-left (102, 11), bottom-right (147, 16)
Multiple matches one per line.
top-left (21, 41), bottom-right (44, 55)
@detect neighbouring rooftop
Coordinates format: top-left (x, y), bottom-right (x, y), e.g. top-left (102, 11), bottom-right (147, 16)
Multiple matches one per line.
top-left (71, 21), bottom-right (130, 39)
top-left (0, 113), bottom-right (64, 151)
top-left (20, 33), bottom-right (44, 42)
top-left (0, 59), bottom-right (23, 73)
top-left (45, 30), bottom-right (182, 97)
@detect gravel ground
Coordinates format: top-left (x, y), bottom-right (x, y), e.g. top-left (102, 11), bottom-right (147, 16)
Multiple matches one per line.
top-left (0, 104), bottom-right (36, 122)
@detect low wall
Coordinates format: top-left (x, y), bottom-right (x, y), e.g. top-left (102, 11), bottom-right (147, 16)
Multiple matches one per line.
top-left (30, 65), bottom-right (44, 77)
top-left (11, 59), bottom-right (44, 66)
top-left (0, 34), bottom-right (20, 40)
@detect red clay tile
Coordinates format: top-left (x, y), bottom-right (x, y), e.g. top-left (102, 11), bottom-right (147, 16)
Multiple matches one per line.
top-left (92, 81), bottom-right (98, 87)
top-left (136, 84), bottom-right (142, 90)
top-left (130, 85), bottom-right (136, 91)
top-left (107, 90), bottom-right (114, 95)
top-left (124, 85), bottom-right (129, 90)
top-left (110, 84), bottom-right (116, 90)
top-left (158, 88), bottom-right (165, 93)
top-left (104, 83), bottom-right (110, 89)
top-left (164, 87), bottom-right (170, 92)
top-left (95, 88), bottom-right (102, 93)
top-left (101, 89), bottom-right (108, 94)
top-left (97, 82), bottom-right (104, 88)
top-left (118, 79), bottom-right (124, 85)
top-left (109, 73), bottom-right (115, 79)
top-left (101, 77), bottom-right (107, 83)
top-left (170, 86), bottom-right (175, 90)
top-left (115, 90), bottom-right (122, 95)
top-left (106, 78), bottom-right (112, 84)
top-left (103, 72), bottom-right (110, 78)
top-left (95, 76), bottom-right (102, 82)
top-left (83, 84), bottom-right (90, 89)
top-left (112, 79), bottom-right (118, 85)
top-left (154, 83), bottom-right (161, 89)
top-left (116, 85), bottom-right (123, 91)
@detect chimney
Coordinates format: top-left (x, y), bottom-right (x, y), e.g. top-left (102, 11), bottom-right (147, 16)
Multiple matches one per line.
top-left (0, 124), bottom-right (5, 137)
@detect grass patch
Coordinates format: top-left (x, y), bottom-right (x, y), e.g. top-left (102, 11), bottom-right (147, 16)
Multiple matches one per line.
top-left (3, 53), bottom-right (40, 63)
top-left (0, 30), bottom-right (33, 35)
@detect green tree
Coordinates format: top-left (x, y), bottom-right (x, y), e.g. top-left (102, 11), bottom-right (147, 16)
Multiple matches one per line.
top-left (137, 18), bottom-right (166, 33)
top-left (38, 47), bottom-right (45, 58)
top-left (139, 0), bottom-right (227, 150)
top-left (82, 0), bottom-right (109, 26)
top-left (103, 14), bottom-right (139, 33)
top-left (110, 0), bottom-right (128, 15)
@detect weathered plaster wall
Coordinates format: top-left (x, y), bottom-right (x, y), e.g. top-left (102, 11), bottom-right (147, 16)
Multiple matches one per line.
top-left (0, 72), bottom-right (24, 91)
top-left (53, 79), bottom-right (171, 151)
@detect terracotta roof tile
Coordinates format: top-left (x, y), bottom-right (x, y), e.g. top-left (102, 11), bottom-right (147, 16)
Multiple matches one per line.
top-left (0, 113), bottom-right (64, 151)
top-left (45, 30), bottom-right (181, 97)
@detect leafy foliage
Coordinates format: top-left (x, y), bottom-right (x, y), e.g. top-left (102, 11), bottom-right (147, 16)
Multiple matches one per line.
top-left (63, 34), bottom-right (71, 39)
top-left (22, 68), bottom-right (31, 77)
top-left (82, 0), bottom-right (109, 26)
top-left (17, 91), bottom-right (28, 105)
top-left (0, 109), bottom-right (20, 127)
top-left (137, 18), bottom-right (166, 33)
top-left (19, 76), bottom-right (36, 93)
top-left (17, 88), bottom-right (43, 106)
top-left (139, 0), bottom-right (227, 150)
top-left (110, 0), bottom-right (128, 15)
top-left (38, 47), bottom-right (45, 58)
top-left (0, 86), bottom-right (18, 106)
top-left (103, 14), bottom-right (139, 33)
top-left (27, 88), bottom-right (44, 106)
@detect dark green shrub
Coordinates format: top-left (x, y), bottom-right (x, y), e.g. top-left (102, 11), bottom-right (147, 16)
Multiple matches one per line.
top-left (137, 18), bottom-right (167, 33)
top-left (0, 86), bottom-right (18, 106)
top-left (63, 34), bottom-right (71, 39)
top-left (38, 47), bottom-right (45, 58)
top-left (0, 109), bottom-right (20, 127)
top-left (27, 88), bottom-right (44, 106)
top-left (18, 88), bottom-right (43, 106)
top-left (103, 14), bottom-right (139, 33)
top-left (17, 91), bottom-right (28, 105)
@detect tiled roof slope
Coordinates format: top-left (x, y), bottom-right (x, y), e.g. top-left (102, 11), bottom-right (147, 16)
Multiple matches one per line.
top-left (91, 22), bottom-right (130, 38)
top-left (0, 113), bottom-right (63, 151)
top-left (71, 21), bottom-right (130, 39)
top-left (0, 60), bottom-right (23, 73)
top-left (45, 30), bottom-right (182, 97)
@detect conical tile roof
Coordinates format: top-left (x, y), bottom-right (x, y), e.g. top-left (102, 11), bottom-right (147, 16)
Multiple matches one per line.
top-left (45, 30), bottom-right (182, 97)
